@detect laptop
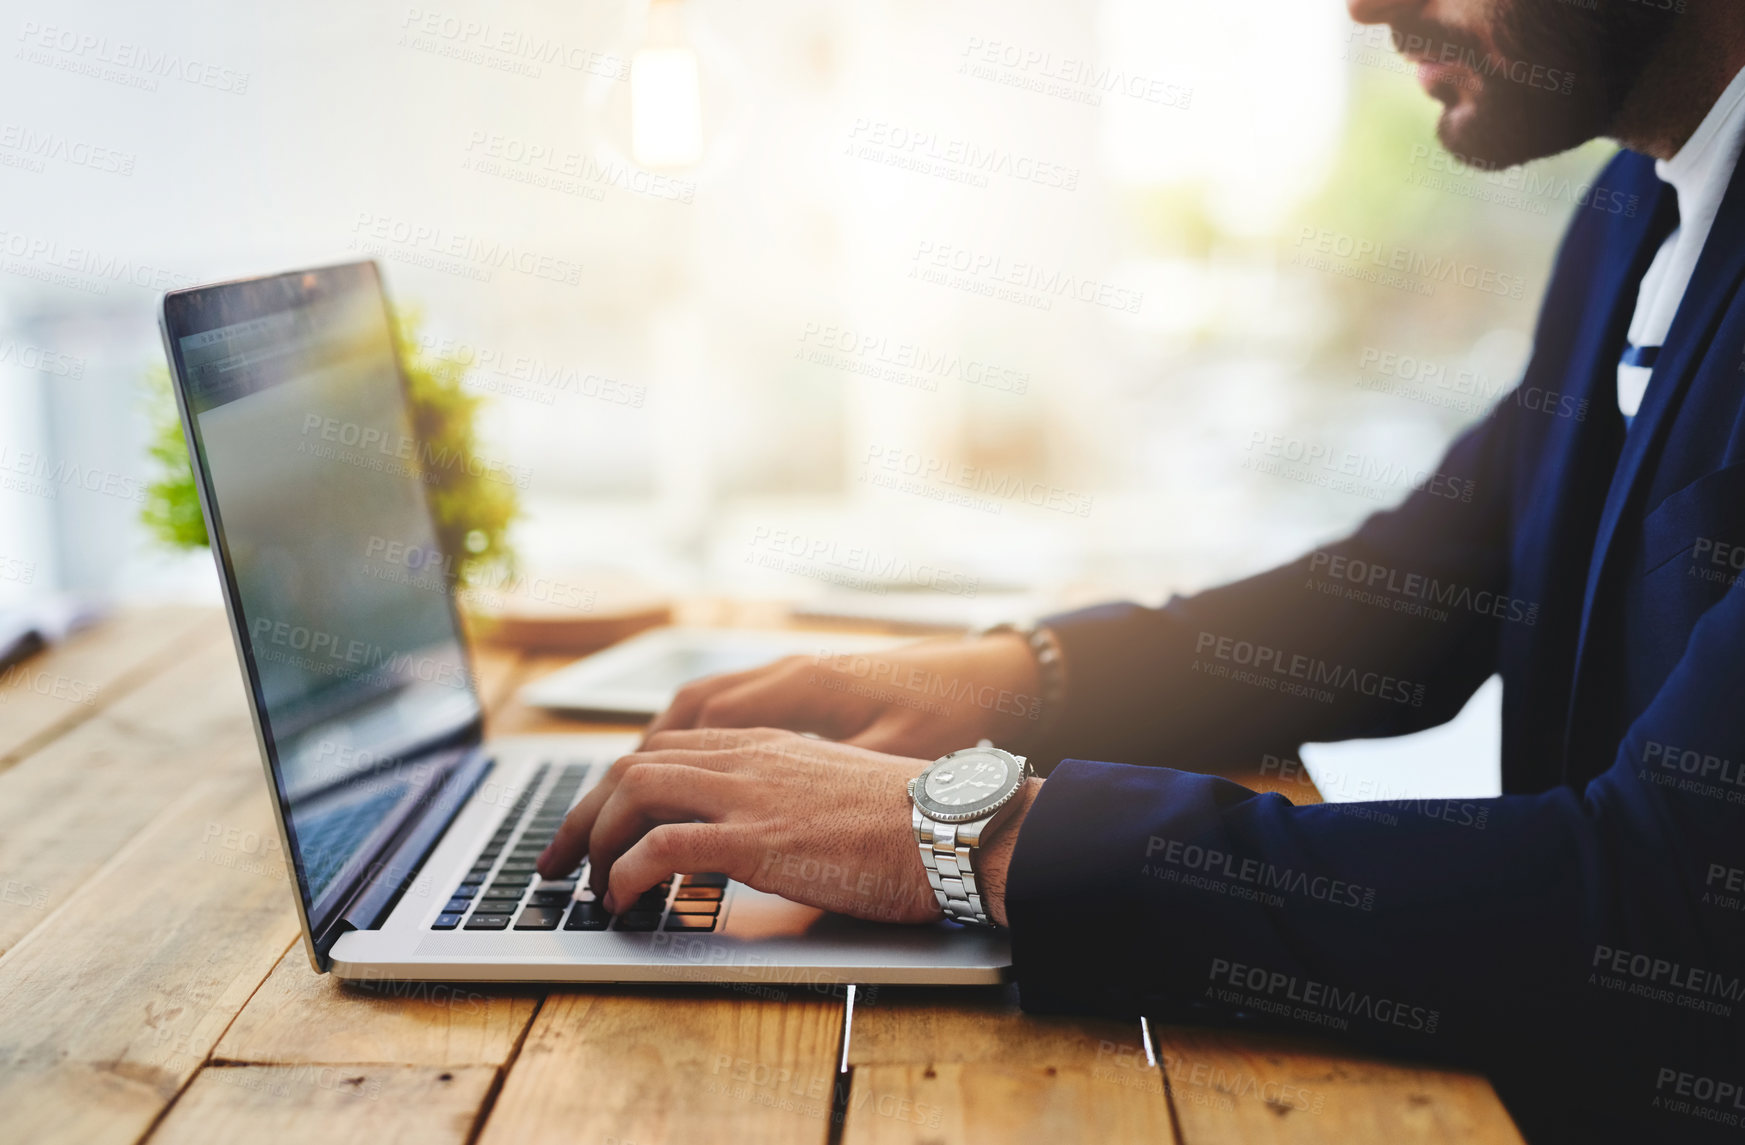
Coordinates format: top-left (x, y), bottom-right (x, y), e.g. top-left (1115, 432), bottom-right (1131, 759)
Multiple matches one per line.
top-left (159, 261), bottom-right (1010, 985)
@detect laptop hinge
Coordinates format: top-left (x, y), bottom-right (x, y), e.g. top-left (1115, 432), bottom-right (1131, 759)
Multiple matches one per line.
top-left (310, 748), bottom-right (494, 969)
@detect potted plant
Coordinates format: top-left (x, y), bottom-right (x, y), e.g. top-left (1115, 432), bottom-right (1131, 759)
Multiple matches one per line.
top-left (142, 308), bottom-right (518, 590)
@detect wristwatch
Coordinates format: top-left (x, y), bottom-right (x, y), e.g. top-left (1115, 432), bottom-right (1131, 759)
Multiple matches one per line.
top-left (909, 744), bottom-right (1031, 927)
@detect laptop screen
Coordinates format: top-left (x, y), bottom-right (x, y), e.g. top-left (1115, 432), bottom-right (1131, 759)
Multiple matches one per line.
top-left (163, 263), bottom-right (482, 919)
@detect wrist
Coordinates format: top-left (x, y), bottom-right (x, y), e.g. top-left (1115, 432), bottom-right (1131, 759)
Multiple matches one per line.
top-left (975, 631), bottom-right (1047, 747)
top-left (975, 625), bottom-right (1066, 753)
top-left (975, 776), bottom-right (1041, 928)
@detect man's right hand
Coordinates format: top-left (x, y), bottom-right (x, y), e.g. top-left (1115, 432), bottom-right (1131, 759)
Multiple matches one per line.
top-left (640, 631), bottom-right (1046, 759)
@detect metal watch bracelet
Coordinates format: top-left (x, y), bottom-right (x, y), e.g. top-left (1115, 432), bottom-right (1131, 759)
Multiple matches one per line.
top-left (914, 808), bottom-right (995, 926)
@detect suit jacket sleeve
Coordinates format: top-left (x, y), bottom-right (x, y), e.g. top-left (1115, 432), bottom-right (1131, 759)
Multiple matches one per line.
top-left (1030, 396), bottom-right (1524, 771)
top-left (1006, 575), bottom-right (1745, 1104)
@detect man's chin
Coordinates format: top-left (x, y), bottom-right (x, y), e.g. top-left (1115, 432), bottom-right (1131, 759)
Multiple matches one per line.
top-left (1434, 89), bottom-right (1600, 171)
top-left (1435, 104), bottom-right (1498, 169)
top-left (1438, 103), bottom-right (1539, 171)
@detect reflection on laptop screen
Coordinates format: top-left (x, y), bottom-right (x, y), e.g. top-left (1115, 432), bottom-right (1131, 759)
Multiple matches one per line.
top-left (166, 263), bottom-right (481, 911)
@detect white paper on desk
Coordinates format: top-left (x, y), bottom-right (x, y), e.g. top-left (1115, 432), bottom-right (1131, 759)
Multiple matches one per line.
top-left (519, 626), bottom-right (905, 717)
top-left (791, 590), bottom-right (1051, 633)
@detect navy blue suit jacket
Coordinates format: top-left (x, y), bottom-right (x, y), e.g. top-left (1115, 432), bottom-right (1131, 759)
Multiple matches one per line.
top-left (1006, 149), bottom-right (1745, 1143)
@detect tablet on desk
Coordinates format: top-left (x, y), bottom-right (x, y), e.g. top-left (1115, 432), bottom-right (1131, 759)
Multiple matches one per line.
top-left (518, 626), bottom-right (904, 718)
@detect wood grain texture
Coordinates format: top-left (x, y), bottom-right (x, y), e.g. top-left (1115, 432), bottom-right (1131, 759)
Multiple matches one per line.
top-left (0, 774), bottom-right (301, 1145)
top-left (0, 605), bottom-right (215, 770)
top-left (0, 630), bottom-right (255, 955)
top-left (847, 984), bottom-right (1145, 1068)
top-left (214, 946), bottom-right (540, 1067)
top-left (842, 1063), bottom-right (1178, 1145)
top-left (0, 610), bottom-right (1525, 1145)
top-left (206, 631), bottom-right (539, 1068)
top-left (476, 989), bottom-right (843, 1145)
top-left (1153, 1027), bottom-right (1526, 1145)
top-left (147, 1064), bottom-right (497, 1145)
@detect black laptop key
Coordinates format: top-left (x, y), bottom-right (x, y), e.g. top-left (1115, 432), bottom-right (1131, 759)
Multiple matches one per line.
top-left (614, 912), bottom-right (661, 932)
top-left (564, 902), bottom-right (610, 930)
top-left (683, 873), bottom-right (730, 888)
top-left (515, 907), bottom-right (565, 930)
top-left (527, 890), bottom-right (572, 908)
top-left (449, 885), bottom-right (479, 900)
top-left (481, 885), bottom-right (527, 900)
top-left (464, 913), bottom-right (511, 930)
top-left (443, 897), bottom-right (474, 914)
top-left (663, 915), bottom-right (716, 931)
top-left (433, 913), bottom-right (465, 930)
top-left (470, 900), bottom-right (516, 915)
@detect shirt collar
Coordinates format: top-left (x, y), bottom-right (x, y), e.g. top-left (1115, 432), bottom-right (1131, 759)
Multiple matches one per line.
top-left (1655, 64), bottom-right (1745, 223)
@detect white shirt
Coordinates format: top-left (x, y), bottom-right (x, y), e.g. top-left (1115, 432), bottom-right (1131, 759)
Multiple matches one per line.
top-left (1618, 65), bottom-right (1745, 421)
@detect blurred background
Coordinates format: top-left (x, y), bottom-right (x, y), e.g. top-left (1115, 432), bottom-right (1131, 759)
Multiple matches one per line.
top-left (0, 0), bottom-right (1621, 794)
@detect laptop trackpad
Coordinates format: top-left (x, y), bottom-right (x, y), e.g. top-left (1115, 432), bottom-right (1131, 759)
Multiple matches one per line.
top-left (720, 885), bottom-right (832, 938)
top-left (719, 884), bottom-right (952, 944)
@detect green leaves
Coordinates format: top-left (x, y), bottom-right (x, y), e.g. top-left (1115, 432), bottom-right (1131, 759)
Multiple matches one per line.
top-left (141, 307), bottom-right (519, 589)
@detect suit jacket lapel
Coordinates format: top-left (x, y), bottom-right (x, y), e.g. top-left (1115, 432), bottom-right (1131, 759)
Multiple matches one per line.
top-left (1568, 152), bottom-right (1745, 738)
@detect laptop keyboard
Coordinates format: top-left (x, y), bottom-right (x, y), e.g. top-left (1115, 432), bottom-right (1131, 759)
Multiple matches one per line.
top-left (430, 761), bottom-right (726, 934)
top-left (298, 788), bottom-right (406, 899)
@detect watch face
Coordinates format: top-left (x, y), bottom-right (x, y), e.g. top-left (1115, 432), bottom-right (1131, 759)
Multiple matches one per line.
top-left (916, 747), bottom-right (1020, 821)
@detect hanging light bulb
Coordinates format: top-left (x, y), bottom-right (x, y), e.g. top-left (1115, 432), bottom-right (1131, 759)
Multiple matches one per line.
top-left (631, 0), bottom-right (704, 168)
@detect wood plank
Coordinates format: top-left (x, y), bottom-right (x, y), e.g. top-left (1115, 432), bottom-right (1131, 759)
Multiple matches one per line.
top-left (147, 1064), bottom-right (496, 1145)
top-left (847, 984), bottom-right (1144, 1067)
top-left (1152, 1027), bottom-right (1525, 1144)
top-left (0, 610), bottom-right (1523, 1145)
top-left (476, 989), bottom-right (842, 1145)
top-left (844, 987), bottom-right (1173, 1143)
top-left (210, 645), bottom-right (565, 1070)
top-left (0, 605), bottom-right (216, 770)
top-left (842, 1062), bottom-right (1178, 1145)
top-left (0, 771), bottom-right (302, 1145)
top-left (0, 630), bottom-right (255, 955)
top-left (214, 948), bottom-right (540, 1067)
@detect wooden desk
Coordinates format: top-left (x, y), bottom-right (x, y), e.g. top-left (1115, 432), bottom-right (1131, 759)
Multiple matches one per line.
top-left (0, 609), bottom-right (1525, 1144)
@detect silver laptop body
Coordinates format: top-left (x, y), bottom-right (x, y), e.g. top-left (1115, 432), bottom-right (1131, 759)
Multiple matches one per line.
top-left (159, 261), bottom-right (1009, 986)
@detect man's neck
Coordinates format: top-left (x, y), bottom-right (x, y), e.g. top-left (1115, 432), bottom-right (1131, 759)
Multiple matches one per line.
top-left (1612, 9), bottom-right (1745, 161)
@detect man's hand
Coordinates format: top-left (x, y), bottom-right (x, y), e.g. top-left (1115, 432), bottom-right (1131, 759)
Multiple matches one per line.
top-left (535, 727), bottom-right (1039, 926)
top-left (639, 632), bottom-right (1044, 760)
